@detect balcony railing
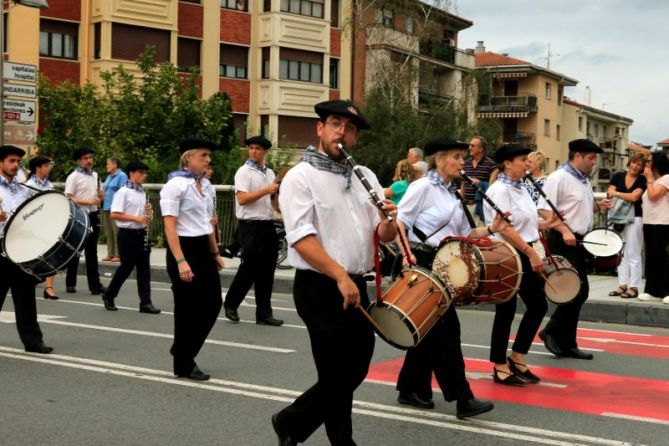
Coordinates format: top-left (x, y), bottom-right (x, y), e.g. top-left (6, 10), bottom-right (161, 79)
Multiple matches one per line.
top-left (478, 94), bottom-right (538, 113)
top-left (418, 87), bottom-right (454, 106)
top-left (512, 132), bottom-right (537, 148)
top-left (419, 39), bottom-right (455, 64)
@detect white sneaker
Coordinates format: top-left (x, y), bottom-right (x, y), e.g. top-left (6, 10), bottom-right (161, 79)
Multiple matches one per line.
top-left (637, 293), bottom-right (662, 301)
top-left (663, 296), bottom-right (669, 304)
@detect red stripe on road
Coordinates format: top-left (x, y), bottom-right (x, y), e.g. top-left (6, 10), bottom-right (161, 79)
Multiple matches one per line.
top-left (368, 357), bottom-right (669, 422)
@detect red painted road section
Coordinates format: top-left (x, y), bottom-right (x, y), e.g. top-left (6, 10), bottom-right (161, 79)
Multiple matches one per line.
top-left (574, 328), bottom-right (669, 360)
top-left (368, 357), bottom-right (669, 422)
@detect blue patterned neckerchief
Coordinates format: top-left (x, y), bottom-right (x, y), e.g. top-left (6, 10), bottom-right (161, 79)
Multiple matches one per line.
top-left (32, 176), bottom-right (51, 189)
top-left (301, 145), bottom-right (352, 188)
top-left (76, 166), bottom-right (93, 176)
top-left (167, 169), bottom-right (205, 182)
top-left (125, 181), bottom-right (144, 192)
top-left (427, 169), bottom-right (458, 194)
top-left (562, 162), bottom-right (589, 184)
top-left (498, 172), bottom-right (524, 190)
top-left (0, 175), bottom-right (19, 193)
top-left (245, 159), bottom-right (267, 174)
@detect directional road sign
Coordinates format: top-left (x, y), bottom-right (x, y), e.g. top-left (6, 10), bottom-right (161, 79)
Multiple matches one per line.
top-left (2, 62), bottom-right (37, 83)
top-left (3, 99), bottom-right (36, 123)
top-left (3, 122), bottom-right (36, 145)
top-left (3, 83), bottom-right (37, 99)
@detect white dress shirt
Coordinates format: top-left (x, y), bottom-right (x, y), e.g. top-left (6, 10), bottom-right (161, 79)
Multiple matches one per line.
top-left (484, 180), bottom-right (540, 243)
top-left (234, 164), bottom-right (275, 220)
top-left (160, 176), bottom-right (213, 237)
top-left (397, 177), bottom-right (471, 247)
top-left (65, 169), bottom-right (99, 213)
top-left (279, 161), bottom-right (382, 275)
top-left (538, 168), bottom-right (594, 236)
top-left (25, 176), bottom-right (54, 192)
top-left (0, 177), bottom-right (32, 234)
top-left (111, 186), bottom-right (147, 229)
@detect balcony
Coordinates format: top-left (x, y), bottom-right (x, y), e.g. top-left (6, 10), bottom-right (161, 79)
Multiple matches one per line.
top-left (478, 94), bottom-right (537, 113)
top-left (419, 39), bottom-right (455, 64)
top-left (418, 87), bottom-right (454, 107)
top-left (512, 132), bottom-right (537, 149)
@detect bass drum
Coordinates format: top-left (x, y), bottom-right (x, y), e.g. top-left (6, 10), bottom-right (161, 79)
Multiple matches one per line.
top-left (582, 228), bottom-right (624, 272)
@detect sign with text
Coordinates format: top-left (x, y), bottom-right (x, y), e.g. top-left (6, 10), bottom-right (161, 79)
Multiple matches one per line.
top-left (2, 62), bottom-right (37, 83)
top-left (3, 83), bottom-right (37, 99)
top-left (3, 122), bottom-right (36, 145)
top-left (3, 99), bottom-right (36, 122)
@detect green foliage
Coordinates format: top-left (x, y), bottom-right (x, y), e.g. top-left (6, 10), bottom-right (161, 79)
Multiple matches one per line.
top-left (37, 47), bottom-right (239, 183)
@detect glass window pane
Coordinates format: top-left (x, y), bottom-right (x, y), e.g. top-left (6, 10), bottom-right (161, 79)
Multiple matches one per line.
top-left (64, 35), bottom-right (75, 58)
top-left (238, 66), bottom-right (247, 78)
top-left (301, 0), bottom-right (311, 16)
top-left (311, 63), bottom-right (322, 83)
top-left (289, 60), bottom-right (299, 80)
top-left (300, 62), bottom-right (310, 81)
top-left (264, 60), bottom-right (271, 78)
top-left (279, 60), bottom-right (288, 79)
top-left (281, 0), bottom-right (289, 11)
top-left (39, 31), bottom-right (49, 55)
top-left (312, 3), bottom-right (323, 18)
top-left (219, 65), bottom-right (225, 76)
top-left (226, 65), bottom-right (236, 77)
top-left (52, 33), bottom-right (63, 57)
top-left (290, 0), bottom-right (300, 14)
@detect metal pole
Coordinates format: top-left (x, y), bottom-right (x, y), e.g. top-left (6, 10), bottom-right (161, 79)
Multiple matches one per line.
top-left (1, 7), bottom-right (5, 146)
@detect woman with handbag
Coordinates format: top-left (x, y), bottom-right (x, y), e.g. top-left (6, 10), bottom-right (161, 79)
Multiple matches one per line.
top-left (607, 153), bottom-right (647, 298)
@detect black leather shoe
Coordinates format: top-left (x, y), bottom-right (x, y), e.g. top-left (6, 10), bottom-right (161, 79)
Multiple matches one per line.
top-left (139, 304), bottom-right (161, 314)
top-left (539, 330), bottom-right (566, 357)
top-left (66, 286), bottom-right (76, 293)
top-left (456, 398), bottom-right (494, 419)
top-left (257, 317), bottom-right (284, 326)
top-left (43, 287), bottom-right (59, 300)
top-left (176, 366), bottom-right (210, 381)
top-left (271, 413), bottom-right (297, 446)
top-left (101, 294), bottom-right (117, 311)
top-left (397, 392), bottom-right (435, 409)
top-left (492, 368), bottom-right (527, 387)
top-left (567, 347), bottom-right (594, 360)
top-left (25, 343), bottom-right (54, 354)
top-left (507, 357), bottom-right (541, 383)
top-left (223, 305), bottom-right (240, 322)
top-left (91, 286), bottom-right (107, 295)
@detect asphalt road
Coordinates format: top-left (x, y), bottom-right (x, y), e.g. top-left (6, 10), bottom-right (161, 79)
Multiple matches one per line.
top-left (1, 275), bottom-right (667, 445)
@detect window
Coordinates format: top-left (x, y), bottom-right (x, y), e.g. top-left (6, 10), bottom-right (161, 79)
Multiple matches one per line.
top-left (594, 123), bottom-right (599, 137)
top-left (181, 0), bottom-right (201, 4)
top-left (280, 0), bottom-right (324, 18)
top-left (381, 8), bottom-right (393, 27)
top-left (177, 38), bottom-right (201, 71)
top-left (264, 0), bottom-right (271, 12)
top-left (557, 86), bottom-right (563, 105)
top-left (279, 48), bottom-right (323, 84)
top-left (331, 0), bottom-right (339, 27)
top-left (556, 124), bottom-right (561, 141)
top-left (112, 23), bottom-right (170, 62)
top-left (40, 19), bottom-right (78, 59)
top-left (261, 47), bottom-right (270, 79)
top-left (220, 44), bottom-right (248, 79)
top-left (93, 22), bottom-right (101, 59)
top-left (406, 17), bottom-right (414, 34)
top-left (221, 0), bottom-right (247, 11)
top-left (544, 119), bottom-right (550, 137)
top-left (578, 116), bottom-right (583, 132)
top-left (544, 82), bottom-right (551, 99)
top-left (329, 58), bottom-right (339, 89)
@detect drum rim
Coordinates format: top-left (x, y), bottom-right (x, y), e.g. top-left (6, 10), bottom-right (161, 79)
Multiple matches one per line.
top-left (582, 227), bottom-right (625, 256)
top-left (368, 301), bottom-right (417, 349)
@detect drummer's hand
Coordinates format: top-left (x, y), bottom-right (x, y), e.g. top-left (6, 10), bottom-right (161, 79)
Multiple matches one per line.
top-left (215, 255), bottom-right (225, 271)
top-left (267, 183), bottom-right (280, 195)
top-left (598, 198), bottom-right (613, 209)
top-left (402, 251), bottom-right (416, 267)
top-left (529, 250), bottom-right (544, 273)
top-left (337, 275), bottom-right (361, 310)
top-left (379, 199), bottom-right (398, 221)
top-left (563, 230), bottom-right (577, 246)
top-left (0, 211), bottom-right (6, 222)
top-left (490, 212), bottom-right (512, 233)
top-left (178, 261), bottom-right (194, 283)
top-left (210, 216), bottom-right (218, 226)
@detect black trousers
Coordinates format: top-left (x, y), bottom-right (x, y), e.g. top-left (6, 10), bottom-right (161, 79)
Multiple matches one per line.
top-left (489, 250), bottom-right (547, 364)
top-left (643, 224), bottom-right (669, 297)
top-left (276, 269), bottom-right (374, 446)
top-left (166, 235), bottom-right (222, 375)
top-left (0, 256), bottom-right (45, 347)
top-left (104, 228), bottom-right (151, 305)
top-left (542, 229), bottom-right (589, 350)
top-left (395, 249), bottom-right (474, 402)
top-left (224, 220), bottom-right (277, 320)
top-left (66, 211), bottom-right (103, 291)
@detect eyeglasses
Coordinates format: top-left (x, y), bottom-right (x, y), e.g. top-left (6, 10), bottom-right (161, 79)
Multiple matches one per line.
top-left (325, 120), bottom-right (358, 135)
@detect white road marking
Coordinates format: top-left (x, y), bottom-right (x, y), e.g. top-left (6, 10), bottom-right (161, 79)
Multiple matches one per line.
top-left (601, 412), bottom-right (669, 426)
top-left (579, 336), bottom-right (669, 349)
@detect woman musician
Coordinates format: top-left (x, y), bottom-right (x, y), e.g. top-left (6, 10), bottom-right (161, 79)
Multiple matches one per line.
top-left (394, 137), bottom-right (508, 419)
top-left (483, 145), bottom-right (560, 386)
top-left (101, 161), bottom-right (160, 314)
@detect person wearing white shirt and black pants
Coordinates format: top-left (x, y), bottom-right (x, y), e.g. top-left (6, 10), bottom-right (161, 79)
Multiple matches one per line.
top-left (160, 139), bottom-right (225, 381)
top-left (538, 139), bottom-right (612, 360)
top-left (223, 135), bottom-right (283, 326)
top-left (101, 161), bottom-right (160, 314)
top-left (0, 145), bottom-right (53, 354)
top-left (64, 148), bottom-right (106, 295)
top-left (272, 100), bottom-right (397, 446)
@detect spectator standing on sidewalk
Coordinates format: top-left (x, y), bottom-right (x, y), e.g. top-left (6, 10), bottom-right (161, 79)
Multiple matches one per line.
top-left (101, 157), bottom-right (127, 262)
top-left (461, 136), bottom-right (495, 225)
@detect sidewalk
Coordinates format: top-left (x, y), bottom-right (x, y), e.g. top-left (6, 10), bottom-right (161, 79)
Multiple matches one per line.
top-left (89, 245), bottom-right (669, 329)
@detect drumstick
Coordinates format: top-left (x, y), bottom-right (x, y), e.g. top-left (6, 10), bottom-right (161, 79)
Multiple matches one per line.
top-left (577, 240), bottom-right (607, 246)
top-left (460, 171), bottom-right (511, 223)
top-left (539, 272), bottom-right (558, 294)
top-left (358, 306), bottom-right (386, 335)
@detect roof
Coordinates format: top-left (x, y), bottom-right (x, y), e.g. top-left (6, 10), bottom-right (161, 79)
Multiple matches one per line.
top-left (563, 97), bottom-right (634, 124)
top-left (475, 52), bottom-right (530, 67)
top-left (658, 137), bottom-right (669, 145)
top-left (474, 51), bottom-right (578, 86)
top-left (627, 143), bottom-right (652, 154)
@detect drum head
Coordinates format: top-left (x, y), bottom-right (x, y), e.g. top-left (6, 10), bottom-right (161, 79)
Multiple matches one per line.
top-left (368, 303), bottom-right (415, 349)
top-left (583, 229), bottom-right (624, 258)
top-left (4, 191), bottom-right (72, 263)
top-left (432, 240), bottom-right (480, 297)
top-left (545, 268), bottom-right (580, 304)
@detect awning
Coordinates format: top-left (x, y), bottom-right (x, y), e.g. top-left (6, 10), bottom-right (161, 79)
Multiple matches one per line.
top-left (492, 72), bottom-right (527, 79)
top-left (478, 112), bottom-right (530, 118)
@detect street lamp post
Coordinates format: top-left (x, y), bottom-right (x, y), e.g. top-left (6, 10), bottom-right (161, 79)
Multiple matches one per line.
top-left (0, 0), bottom-right (49, 145)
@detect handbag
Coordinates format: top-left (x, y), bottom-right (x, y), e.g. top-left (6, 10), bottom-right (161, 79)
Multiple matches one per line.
top-left (607, 196), bottom-right (635, 225)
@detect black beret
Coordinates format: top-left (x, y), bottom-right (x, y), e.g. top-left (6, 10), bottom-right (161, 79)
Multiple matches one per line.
top-left (126, 160), bottom-right (150, 172)
top-left (494, 144), bottom-right (532, 164)
top-left (568, 138), bottom-right (603, 154)
top-left (29, 156), bottom-right (52, 171)
top-left (0, 145), bottom-right (26, 160)
top-left (73, 147), bottom-right (95, 160)
top-left (424, 138), bottom-right (469, 157)
top-left (244, 135), bottom-right (272, 150)
top-left (314, 99), bottom-right (371, 130)
top-left (179, 138), bottom-right (219, 153)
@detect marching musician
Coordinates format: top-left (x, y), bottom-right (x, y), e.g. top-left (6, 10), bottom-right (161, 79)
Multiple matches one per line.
top-left (26, 156), bottom-right (60, 300)
top-left (394, 138), bottom-right (508, 418)
top-left (537, 139), bottom-right (612, 360)
top-left (160, 139), bottom-right (224, 381)
top-left (0, 145), bottom-right (53, 354)
top-left (223, 135), bottom-right (283, 327)
top-left (64, 148), bottom-right (106, 295)
top-left (483, 145), bottom-right (559, 386)
top-left (273, 100), bottom-right (397, 446)
top-left (101, 161), bottom-right (160, 314)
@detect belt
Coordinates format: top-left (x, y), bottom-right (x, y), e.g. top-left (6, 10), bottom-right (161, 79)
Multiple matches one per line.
top-left (118, 227), bottom-right (145, 233)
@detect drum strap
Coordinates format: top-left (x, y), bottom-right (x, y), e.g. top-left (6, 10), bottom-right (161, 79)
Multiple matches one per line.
top-left (373, 225), bottom-right (383, 302)
top-left (442, 235), bottom-right (494, 248)
top-left (539, 233), bottom-right (560, 269)
top-left (455, 190), bottom-right (476, 228)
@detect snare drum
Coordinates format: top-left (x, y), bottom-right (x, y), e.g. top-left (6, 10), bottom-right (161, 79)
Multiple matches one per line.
top-left (368, 267), bottom-right (451, 349)
top-left (432, 238), bottom-right (522, 305)
top-left (0, 190), bottom-right (92, 278)
top-left (542, 255), bottom-right (580, 304)
top-left (582, 228), bottom-right (624, 272)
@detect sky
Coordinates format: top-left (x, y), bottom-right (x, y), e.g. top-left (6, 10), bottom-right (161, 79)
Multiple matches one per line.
top-left (442, 0), bottom-right (668, 146)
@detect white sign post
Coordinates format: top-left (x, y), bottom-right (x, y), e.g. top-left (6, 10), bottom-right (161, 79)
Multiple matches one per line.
top-left (3, 99), bottom-right (37, 123)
